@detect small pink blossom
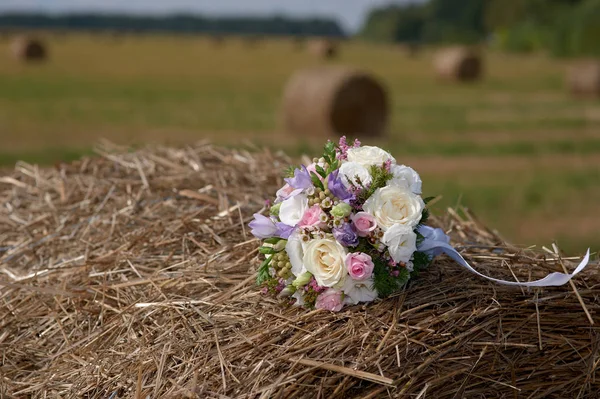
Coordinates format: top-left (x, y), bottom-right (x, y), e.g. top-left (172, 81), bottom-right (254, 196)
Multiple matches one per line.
top-left (346, 252), bottom-right (374, 281)
top-left (299, 205), bottom-right (326, 228)
top-left (351, 212), bottom-right (377, 237)
top-left (315, 289), bottom-right (344, 312)
top-left (383, 159), bottom-right (392, 172)
top-left (338, 136), bottom-right (349, 160)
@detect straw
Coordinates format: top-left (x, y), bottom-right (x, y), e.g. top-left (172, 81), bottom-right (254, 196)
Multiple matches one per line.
top-left (0, 142), bottom-right (598, 398)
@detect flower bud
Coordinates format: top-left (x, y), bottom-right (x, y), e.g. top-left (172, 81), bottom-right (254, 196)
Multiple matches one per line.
top-left (292, 272), bottom-right (313, 289)
top-left (278, 285), bottom-right (296, 298)
top-left (330, 202), bottom-right (352, 218)
top-left (273, 239), bottom-right (288, 252)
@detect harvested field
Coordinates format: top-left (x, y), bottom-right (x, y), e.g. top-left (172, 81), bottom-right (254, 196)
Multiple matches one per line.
top-left (1, 143), bottom-right (598, 398)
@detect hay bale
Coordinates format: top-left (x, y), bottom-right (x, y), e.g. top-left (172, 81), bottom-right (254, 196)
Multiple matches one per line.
top-left (281, 66), bottom-right (389, 138)
top-left (566, 59), bottom-right (600, 98)
top-left (10, 36), bottom-right (48, 62)
top-left (0, 142), bottom-right (598, 398)
top-left (307, 38), bottom-right (338, 59)
top-left (434, 46), bottom-right (482, 82)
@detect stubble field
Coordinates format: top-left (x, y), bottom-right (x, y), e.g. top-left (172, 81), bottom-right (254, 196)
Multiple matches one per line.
top-left (0, 33), bottom-right (599, 253)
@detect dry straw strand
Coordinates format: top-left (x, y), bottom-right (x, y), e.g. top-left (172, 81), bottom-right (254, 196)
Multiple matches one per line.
top-left (0, 142), bottom-right (598, 398)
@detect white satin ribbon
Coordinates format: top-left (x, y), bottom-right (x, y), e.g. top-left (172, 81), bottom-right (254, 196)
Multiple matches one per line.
top-left (417, 226), bottom-right (591, 287)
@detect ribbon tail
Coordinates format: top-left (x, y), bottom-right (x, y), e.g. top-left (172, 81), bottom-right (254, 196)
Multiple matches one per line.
top-left (420, 238), bottom-right (591, 287)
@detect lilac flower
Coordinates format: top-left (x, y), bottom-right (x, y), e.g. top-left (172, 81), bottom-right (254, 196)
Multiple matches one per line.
top-left (333, 223), bottom-right (359, 247)
top-left (249, 214), bottom-right (293, 239)
top-left (285, 165), bottom-right (313, 190)
top-left (383, 159), bottom-right (392, 173)
top-left (327, 170), bottom-right (355, 202)
top-left (249, 213), bottom-right (279, 238)
top-left (337, 136), bottom-right (349, 160)
top-left (275, 222), bottom-right (294, 239)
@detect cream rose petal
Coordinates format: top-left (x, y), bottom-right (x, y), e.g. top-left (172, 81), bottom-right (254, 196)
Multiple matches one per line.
top-left (382, 224), bottom-right (417, 264)
top-left (279, 194), bottom-right (308, 227)
top-left (363, 185), bottom-right (424, 230)
top-left (286, 230), bottom-right (306, 277)
top-left (339, 161), bottom-right (372, 188)
top-left (346, 146), bottom-right (396, 168)
top-left (342, 277), bottom-right (378, 305)
top-left (303, 238), bottom-right (348, 287)
top-left (390, 164), bottom-right (422, 195)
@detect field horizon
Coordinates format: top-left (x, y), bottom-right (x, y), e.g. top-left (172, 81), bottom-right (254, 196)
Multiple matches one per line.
top-left (1, 33), bottom-right (599, 254)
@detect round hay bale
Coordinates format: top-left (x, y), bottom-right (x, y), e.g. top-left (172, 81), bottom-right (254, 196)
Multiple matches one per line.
top-left (566, 59), bottom-right (600, 98)
top-left (10, 36), bottom-right (47, 62)
top-left (434, 46), bottom-right (482, 82)
top-left (281, 66), bottom-right (388, 138)
top-left (307, 38), bottom-right (338, 59)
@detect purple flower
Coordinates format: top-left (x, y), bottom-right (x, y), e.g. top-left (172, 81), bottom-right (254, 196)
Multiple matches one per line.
top-left (249, 213), bottom-right (293, 239)
top-left (333, 223), bottom-right (359, 247)
top-left (249, 213), bottom-right (279, 238)
top-left (327, 170), bottom-right (355, 202)
top-left (275, 222), bottom-right (294, 239)
top-left (285, 165), bottom-right (313, 190)
top-left (338, 136), bottom-right (349, 160)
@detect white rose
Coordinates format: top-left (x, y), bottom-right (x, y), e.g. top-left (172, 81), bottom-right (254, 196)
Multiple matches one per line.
top-left (286, 230), bottom-right (306, 276)
top-left (363, 185), bottom-right (424, 230)
top-left (383, 224), bottom-right (417, 263)
top-left (390, 165), bottom-right (422, 195)
top-left (347, 146), bottom-right (396, 168)
top-left (279, 194), bottom-right (308, 226)
top-left (303, 238), bottom-right (347, 287)
top-left (342, 277), bottom-right (378, 305)
top-left (338, 162), bottom-right (372, 188)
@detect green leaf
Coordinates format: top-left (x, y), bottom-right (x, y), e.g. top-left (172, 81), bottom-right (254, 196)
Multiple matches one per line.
top-left (315, 164), bottom-right (327, 179)
top-left (310, 172), bottom-right (325, 190)
top-left (423, 196), bottom-right (436, 204)
top-left (411, 251), bottom-right (432, 278)
top-left (418, 208), bottom-right (430, 226)
top-left (256, 257), bottom-right (272, 285)
top-left (263, 237), bottom-right (282, 245)
top-left (259, 246), bottom-right (276, 255)
top-left (283, 166), bottom-right (296, 179)
top-left (327, 159), bottom-right (340, 174)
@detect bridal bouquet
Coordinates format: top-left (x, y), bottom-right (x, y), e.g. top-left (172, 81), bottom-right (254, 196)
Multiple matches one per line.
top-left (249, 137), bottom-right (440, 311)
top-left (250, 138), bottom-right (591, 312)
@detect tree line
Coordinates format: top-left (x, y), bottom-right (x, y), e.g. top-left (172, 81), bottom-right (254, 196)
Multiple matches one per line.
top-left (0, 13), bottom-right (345, 37)
top-left (360, 0), bottom-right (600, 57)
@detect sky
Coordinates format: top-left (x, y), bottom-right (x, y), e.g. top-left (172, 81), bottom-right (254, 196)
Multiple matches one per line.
top-left (0, 0), bottom-right (415, 33)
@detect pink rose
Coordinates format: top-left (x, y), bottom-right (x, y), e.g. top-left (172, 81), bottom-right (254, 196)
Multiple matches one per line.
top-left (351, 212), bottom-right (377, 237)
top-left (299, 205), bottom-right (326, 228)
top-left (315, 289), bottom-right (344, 312)
top-left (345, 252), bottom-right (374, 281)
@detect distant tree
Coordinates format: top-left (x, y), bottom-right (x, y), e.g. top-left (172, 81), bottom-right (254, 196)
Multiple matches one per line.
top-left (0, 13), bottom-right (346, 38)
top-left (360, 4), bottom-right (426, 43)
top-left (422, 0), bottom-right (489, 43)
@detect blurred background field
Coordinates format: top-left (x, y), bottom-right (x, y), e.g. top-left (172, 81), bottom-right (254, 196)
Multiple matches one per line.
top-left (1, 3), bottom-right (599, 255)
